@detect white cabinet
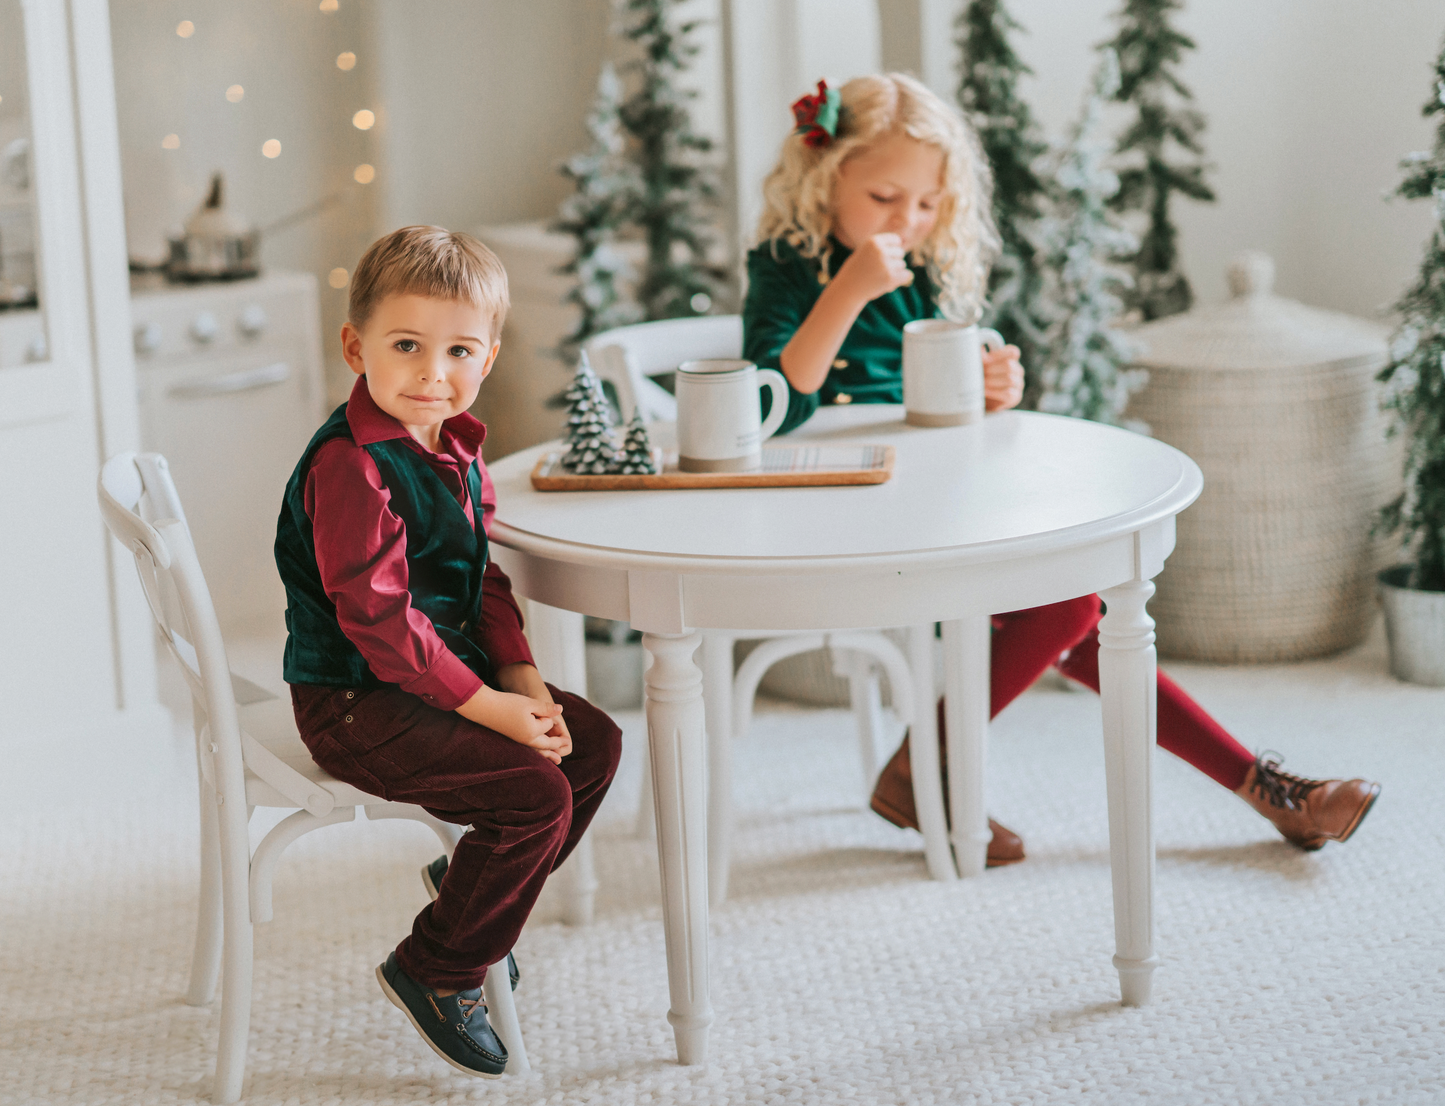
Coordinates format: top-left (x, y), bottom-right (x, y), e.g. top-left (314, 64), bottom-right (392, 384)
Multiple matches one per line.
top-left (132, 271), bottom-right (326, 631)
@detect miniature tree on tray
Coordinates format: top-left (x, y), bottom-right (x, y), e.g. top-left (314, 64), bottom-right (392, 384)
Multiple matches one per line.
top-left (617, 411), bottom-right (660, 475)
top-left (560, 354), bottom-right (621, 475)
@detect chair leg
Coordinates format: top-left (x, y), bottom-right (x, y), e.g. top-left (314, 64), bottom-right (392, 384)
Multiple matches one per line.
top-left (839, 651), bottom-right (886, 803)
top-left (187, 764), bottom-right (224, 1007)
top-left (213, 795), bottom-right (255, 1104)
top-left (702, 632), bottom-right (734, 906)
top-left (556, 832), bottom-right (598, 926)
top-left (484, 951), bottom-right (531, 1073)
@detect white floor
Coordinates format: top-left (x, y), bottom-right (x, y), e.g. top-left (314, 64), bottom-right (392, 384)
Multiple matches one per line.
top-left (2, 622), bottom-right (1442, 1105)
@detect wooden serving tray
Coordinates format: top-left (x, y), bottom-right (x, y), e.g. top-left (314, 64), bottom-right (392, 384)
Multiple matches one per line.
top-left (530, 444), bottom-right (895, 491)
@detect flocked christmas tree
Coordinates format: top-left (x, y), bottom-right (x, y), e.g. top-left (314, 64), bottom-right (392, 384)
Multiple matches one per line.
top-left (1101, 0), bottom-right (1215, 321)
top-left (955, 0), bottom-right (1052, 402)
top-left (1378, 37), bottom-right (1445, 592)
top-left (560, 354), bottom-right (621, 474)
top-left (1036, 50), bottom-right (1146, 426)
top-left (617, 410), bottom-right (659, 475)
top-left (616, 0), bottom-right (726, 322)
top-left (554, 63), bottom-right (645, 359)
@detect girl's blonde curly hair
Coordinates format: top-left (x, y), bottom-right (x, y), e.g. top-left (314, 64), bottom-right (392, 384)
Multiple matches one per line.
top-left (756, 73), bottom-right (999, 324)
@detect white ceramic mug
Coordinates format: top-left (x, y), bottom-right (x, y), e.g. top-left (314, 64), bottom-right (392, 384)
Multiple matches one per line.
top-left (902, 320), bottom-right (1006, 427)
top-left (675, 359), bottom-right (788, 473)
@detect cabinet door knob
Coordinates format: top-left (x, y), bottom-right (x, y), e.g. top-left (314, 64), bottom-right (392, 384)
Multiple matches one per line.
top-left (133, 321), bottom-right (163, 354)
top-left (238, 304), bottom-right (267, 338)
top-left (190, 311), bottom-right (219, 343)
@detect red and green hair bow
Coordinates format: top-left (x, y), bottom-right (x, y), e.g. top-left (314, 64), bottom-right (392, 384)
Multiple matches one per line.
top-left (791, 79), bottom-right (841, 148)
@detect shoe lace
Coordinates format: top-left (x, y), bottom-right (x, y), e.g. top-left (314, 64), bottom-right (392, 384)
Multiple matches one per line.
top-left (456, 992), bottom-right (488, 1023)
top-left (1250, 751), bottom-right (1323, 812)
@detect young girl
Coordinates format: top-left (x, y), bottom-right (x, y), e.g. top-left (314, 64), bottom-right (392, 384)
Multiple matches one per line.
top-left (743, 73), bottom-right (1379, 864)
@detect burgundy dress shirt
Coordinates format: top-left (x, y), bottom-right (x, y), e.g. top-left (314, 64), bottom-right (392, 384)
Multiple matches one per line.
top-left (301, 377), bottom-right (535, 710)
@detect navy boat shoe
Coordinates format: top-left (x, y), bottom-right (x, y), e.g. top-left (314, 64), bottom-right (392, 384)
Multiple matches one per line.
top-left (376, 952), bottom-right (507, 1078)
top-left (421, 854), bottom-right (520, 990)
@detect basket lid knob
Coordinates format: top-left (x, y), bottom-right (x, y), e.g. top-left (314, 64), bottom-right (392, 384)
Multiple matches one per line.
top-left (1227, 251), bottom-right (1275, 299)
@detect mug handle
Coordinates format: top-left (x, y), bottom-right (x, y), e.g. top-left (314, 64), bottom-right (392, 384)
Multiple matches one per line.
top-left (978, 327), bottom-right (1006, 353)
top-left (757, 368), bottom-right (789, 441)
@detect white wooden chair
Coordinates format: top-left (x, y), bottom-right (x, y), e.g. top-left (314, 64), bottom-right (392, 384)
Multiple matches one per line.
top-left (97, 452), bottom-right (530, 1103)
top-left (583, 317), bottom-right (926, 905)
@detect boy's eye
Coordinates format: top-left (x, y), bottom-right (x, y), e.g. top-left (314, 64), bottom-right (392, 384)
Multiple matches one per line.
top-left (395, 339), bottom-right (419, 353)
top-left (449, 345), bottom-right (472, 358)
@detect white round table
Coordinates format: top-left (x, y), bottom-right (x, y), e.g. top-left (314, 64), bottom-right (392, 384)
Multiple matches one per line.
top-left (487, 406), bottom-right (1204, 1065)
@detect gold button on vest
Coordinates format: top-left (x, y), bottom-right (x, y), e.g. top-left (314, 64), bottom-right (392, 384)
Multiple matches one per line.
top-left (832, 358), bottom-right (848, 368)
top-left (834, 392), bottom-right (852, 405)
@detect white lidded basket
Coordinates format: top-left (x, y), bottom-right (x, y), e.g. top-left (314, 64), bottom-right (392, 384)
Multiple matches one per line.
top-left (1124, 252), bottom-right (1398, 662)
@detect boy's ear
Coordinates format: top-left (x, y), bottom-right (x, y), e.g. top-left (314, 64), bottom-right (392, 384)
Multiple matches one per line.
top-left (341, 322), bottom-right (366, 377)
top-left (478, 340), bottom-right (501, 382)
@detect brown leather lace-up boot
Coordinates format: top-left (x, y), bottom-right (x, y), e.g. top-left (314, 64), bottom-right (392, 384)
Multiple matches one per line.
top-left (1235, 752), bottom-right (1380, 850)
top-left (869, 733), bottom-right (1026, 867)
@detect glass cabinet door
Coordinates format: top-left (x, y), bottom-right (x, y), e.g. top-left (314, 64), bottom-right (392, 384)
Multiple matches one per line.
top-left (0, 0), bottom-right (47, 372)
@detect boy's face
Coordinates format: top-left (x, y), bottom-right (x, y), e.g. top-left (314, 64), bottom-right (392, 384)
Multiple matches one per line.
top-left (342, 293), bottom-right (500, 450)
top-left (832, 133), bottom-right (946, 254)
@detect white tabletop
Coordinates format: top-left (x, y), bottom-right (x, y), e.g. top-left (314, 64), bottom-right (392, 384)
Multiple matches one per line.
top-left (488, 407), bottom-right (1203, 570)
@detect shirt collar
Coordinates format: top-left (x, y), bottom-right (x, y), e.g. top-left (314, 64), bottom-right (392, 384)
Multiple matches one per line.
top-left (344, 375), bottom-right (488, 461)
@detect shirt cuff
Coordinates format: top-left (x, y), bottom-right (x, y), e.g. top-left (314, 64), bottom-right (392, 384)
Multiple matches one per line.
top-left (400, 649), bottom-right (484, 711)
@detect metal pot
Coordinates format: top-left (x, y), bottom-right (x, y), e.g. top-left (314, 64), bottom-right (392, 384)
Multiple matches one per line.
top-left (1378, 565), bottom-right (1445, 686)
top-left (166, 173), bottom-right (259, 282)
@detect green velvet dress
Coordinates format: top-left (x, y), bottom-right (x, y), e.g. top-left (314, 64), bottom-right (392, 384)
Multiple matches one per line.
top-left (742, 236), bottom-right (940, 435)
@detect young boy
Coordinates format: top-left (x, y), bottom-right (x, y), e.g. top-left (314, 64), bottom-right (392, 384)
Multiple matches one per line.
top-left (275, 226), bottom-right (622, 1078)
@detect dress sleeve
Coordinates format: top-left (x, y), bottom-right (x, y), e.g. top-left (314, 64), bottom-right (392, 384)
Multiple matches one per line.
top-left (304, 439), bottom-right (484, 710)
top-left (742, 241), bottom-right (822, 436)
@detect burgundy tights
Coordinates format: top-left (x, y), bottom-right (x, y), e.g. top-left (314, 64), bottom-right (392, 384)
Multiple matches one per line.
top-left (981, 595), bottom-right (1255, 791)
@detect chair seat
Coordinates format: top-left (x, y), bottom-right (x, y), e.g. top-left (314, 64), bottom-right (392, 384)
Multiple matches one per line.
top-left (237, 697), bottom-right (382, 810)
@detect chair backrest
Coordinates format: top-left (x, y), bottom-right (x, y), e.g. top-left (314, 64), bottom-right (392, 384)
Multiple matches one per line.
top-left (98, 452), bottom-right (329, 816)
top-left (583, 315), bottom-right (743, 423)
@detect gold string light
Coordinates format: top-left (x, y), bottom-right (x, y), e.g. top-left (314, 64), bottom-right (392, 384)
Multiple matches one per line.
top-left (353, 164), bottom-right (375, 184)
top-left (225, 84), bottom-right (244, 103)
top-left (328, 268), bottom-right (349, 289)
top-left (161, 133), bottom-right (180, 150)
top-left (262, 139), bottom-right (282, 159)
top-left (319, 0), bottom-right (338, 11)
top-left (336, 52), bottom-right (356, 71)
top-left (351, 109), bottom-right (375, 130)
top-left (176, 20), bottom-right (195, 38)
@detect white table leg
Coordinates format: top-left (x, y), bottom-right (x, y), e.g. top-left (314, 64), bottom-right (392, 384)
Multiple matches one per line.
top-left (642, 630), bottom-right (713, 1064)
top-left (523, 600), bottom-right (598, 926)
top-left (702, 632), bottom-right (734, 907)
top-left (906, 624), bottom-right (956, 882)
top-left (1097, 580), bottom-right (1160, 1006)
top-left (942, 616), bottom-right (991, 878)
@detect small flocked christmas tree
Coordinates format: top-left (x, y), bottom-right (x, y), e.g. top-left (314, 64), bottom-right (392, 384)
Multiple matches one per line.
top-left (617, 410), bottom-right (659, 475)
top-left (560, 354), bottom-right (621, 475)
top-left (1101, 0), bottom-right (1215, 321)
top-left (955, 0), bottom-right (1052, 402)
top-left (554, 63), bottom-right (645, 358)
top-left (617, 0), bottom-right (726, 321)
top-left (1037, 51), bottom-right (1146, 426)
top-left (1378, 37), bottom-right (1445, 592)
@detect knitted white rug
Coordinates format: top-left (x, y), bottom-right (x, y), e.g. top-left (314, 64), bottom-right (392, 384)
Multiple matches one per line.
top-left (2, 625), bottom-right (1442, 1106)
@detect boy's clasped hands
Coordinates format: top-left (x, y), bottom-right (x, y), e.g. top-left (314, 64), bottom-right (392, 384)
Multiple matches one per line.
top-left (457, 664), bottom-right (573, 764)
top-left (841, 232), bottom-right (1025, 413)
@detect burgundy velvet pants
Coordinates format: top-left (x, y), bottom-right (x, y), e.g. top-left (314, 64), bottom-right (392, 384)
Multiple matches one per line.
top-left (978, 594), bottom-right (1256, 791)
top-left (291, 682), bottom-right (622, 991)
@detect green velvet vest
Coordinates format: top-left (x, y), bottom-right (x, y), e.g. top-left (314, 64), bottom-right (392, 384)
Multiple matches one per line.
top-left (275, 404), bottom-right (491, 689)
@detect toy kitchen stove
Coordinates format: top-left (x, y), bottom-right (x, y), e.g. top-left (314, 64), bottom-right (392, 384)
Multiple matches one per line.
top-left (131, 269), bottom-right (326, 631)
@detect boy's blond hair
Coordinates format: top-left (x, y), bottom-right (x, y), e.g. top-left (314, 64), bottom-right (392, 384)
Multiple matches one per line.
top-left (348, 225), bottom-right (510, 334)
top-left (756, 73), bottom-right (999, 324)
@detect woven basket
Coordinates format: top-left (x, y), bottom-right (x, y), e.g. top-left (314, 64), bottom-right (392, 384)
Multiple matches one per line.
top-left (1124, 253), bottom-right (1398, 662)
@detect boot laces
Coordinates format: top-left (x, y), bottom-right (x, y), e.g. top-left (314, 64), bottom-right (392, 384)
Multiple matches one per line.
top-left (1251, 752), bottom-right (1323, 812)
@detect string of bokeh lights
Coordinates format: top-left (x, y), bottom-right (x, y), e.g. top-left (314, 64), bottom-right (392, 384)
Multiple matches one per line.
top-left (163, 2), bottom-right (375, 289)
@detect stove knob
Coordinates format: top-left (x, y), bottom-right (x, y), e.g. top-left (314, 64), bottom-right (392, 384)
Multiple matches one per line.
top-left (238, 303), bottom-right (267, 338)
top-left (133, 321), bottom-right (163, 355)
top-left (190, 311), bottom-right (219, 343)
